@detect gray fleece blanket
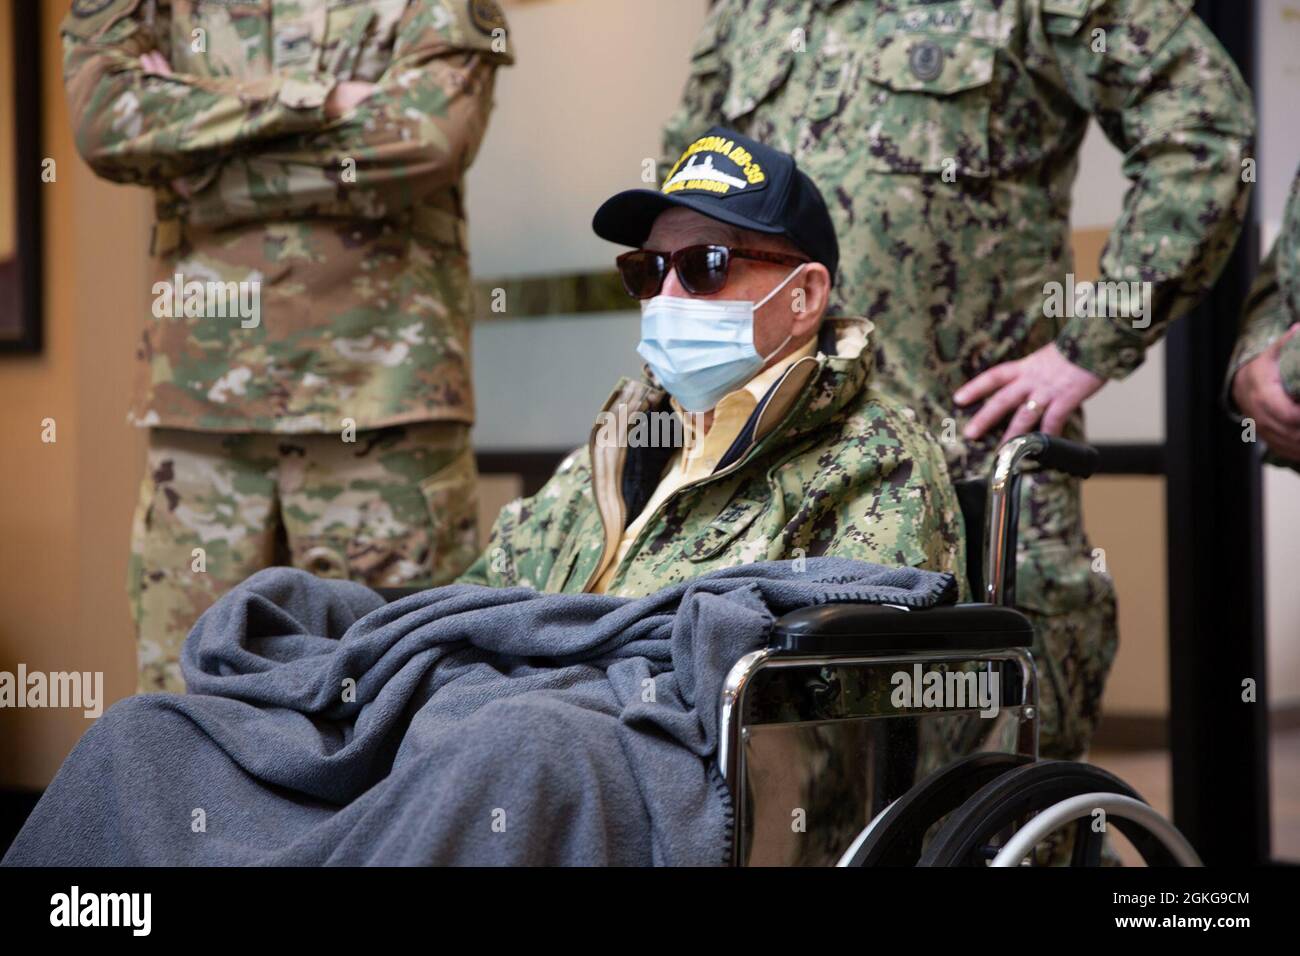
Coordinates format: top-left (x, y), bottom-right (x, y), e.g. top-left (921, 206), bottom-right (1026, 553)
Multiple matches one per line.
top-left (3, 558), bottom-right (955, 867)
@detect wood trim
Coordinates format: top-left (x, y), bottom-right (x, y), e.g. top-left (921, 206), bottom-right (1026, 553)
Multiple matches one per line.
top-left (1093, 703), bottom-right (1300, 752)
top-left (476, 450), bottom-right (569, 497)
top-left (472, 271), bottom-right (628, 322)
top-left (0, 0), bottom-right (42, 353)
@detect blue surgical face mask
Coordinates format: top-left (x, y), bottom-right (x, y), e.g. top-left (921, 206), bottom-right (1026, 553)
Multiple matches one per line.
top-left (636, 265), bottom-right (806, 413)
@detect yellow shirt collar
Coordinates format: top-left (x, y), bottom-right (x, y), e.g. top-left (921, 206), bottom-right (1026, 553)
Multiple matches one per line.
top-left (670, 336), bottom-right (819, 476)
top-left (591, 336), bottom-right (821, 596)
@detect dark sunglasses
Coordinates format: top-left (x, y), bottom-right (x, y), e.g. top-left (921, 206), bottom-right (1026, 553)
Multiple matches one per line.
top-left (615, 244), bottom-right (809, 300)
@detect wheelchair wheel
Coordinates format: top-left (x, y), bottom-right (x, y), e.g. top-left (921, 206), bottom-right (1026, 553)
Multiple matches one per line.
top-left (986, 793), bottom-right (1201, 867)
top-left (839, 752), bottom-right (1032, 866)
top-left (919, 760), bottom-right (1199, 867)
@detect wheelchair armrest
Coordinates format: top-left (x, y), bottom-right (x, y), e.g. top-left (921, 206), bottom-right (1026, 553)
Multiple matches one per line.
top-left (770, 603), bottom-right (1033, 655)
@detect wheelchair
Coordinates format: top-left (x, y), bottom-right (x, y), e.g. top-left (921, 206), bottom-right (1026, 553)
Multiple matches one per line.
top-left (379, 432), bottom-right (1201, 866)
top-left (721, 432), bottom-right (1199, 866)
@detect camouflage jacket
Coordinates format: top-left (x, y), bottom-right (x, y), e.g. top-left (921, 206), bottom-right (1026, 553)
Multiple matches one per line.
top-left (662, 0), bottom-right (1254, 490)
top-left (1228, 164), bottom-right (1300, 469)
top-left (458, 319), bottom-right (966, 597)
top-left (61, 0), bottom-right (513, 433)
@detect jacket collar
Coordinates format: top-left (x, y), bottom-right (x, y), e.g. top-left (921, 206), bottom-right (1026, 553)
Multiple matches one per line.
top-left (595, 315), bottom-right (876, 490)
top-left (581, 317), bottom-right (874, 590)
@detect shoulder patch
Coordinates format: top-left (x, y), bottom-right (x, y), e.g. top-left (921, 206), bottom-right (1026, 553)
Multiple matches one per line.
top-left (416, 0), bottom-right (512, 61)
top-left (63, 0), bottom-right (142, 41)
top-left (467, 0), bottom-right (506, 36)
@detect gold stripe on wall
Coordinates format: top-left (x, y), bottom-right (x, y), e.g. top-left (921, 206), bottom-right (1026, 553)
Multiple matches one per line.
top-left (473, 227), bottom-right (1114, 323)
top-left (473, 271), bottom-right (629, 322)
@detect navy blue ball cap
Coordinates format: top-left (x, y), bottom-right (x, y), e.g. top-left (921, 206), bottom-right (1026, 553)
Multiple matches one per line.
top-left (592, 126), bottom-right (840, 281)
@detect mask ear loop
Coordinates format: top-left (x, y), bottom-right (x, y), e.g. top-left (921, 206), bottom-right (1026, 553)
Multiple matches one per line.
top-left (755, 262), bottom-right (807, 310)
top-left (755, 263), bottom-right (807, 361)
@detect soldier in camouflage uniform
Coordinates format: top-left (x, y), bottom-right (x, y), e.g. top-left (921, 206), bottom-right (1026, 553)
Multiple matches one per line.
top-left (460, 130), bottom-right (965, 600)
top-left (662, 0), bottom-right (1254, 761)
top-left (1228, 163), bottom-right (1300, 469)
top-left (61, 0), bottom-right (513, 691)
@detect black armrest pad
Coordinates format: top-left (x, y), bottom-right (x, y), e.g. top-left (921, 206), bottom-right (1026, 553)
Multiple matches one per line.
top-left (1033, 435), bottom-right (1099, 479)
top-left (771, 603), bottom-right (1033, 654)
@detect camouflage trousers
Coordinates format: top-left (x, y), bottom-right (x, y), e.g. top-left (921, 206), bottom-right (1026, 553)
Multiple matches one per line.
top-left (1012, 473), bottom-right (1120, 764)
top-left (127, 423), bottom-right (479, 693)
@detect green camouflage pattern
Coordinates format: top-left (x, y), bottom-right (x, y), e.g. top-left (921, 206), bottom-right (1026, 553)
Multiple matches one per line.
top-left (1228, 165), bottom-right (1300, 469)
top-left (660, 0), bottom-right (1252, 760)
top-left (62, 0), bottom-right (513, 433)
top-left (129, 422), bottom-right (478, 692)
top-left (458, 319), bottom-right (967, 598)
top-left (663, 0), bottom-right (1252, 455)
top-left (1230, 166), bottom-right (1300, 399)
top-left (1282, 335), bottom-right (1300, 403)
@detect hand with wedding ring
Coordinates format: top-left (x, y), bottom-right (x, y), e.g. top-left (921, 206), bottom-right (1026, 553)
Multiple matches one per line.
top-left (954, 342), bottom-right (1107, 445)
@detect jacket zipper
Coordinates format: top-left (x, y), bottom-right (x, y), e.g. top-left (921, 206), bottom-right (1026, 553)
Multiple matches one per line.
top-left (584, 355), bottom-right (824, 593)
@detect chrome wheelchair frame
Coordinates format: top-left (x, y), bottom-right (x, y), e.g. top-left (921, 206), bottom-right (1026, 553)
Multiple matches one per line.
top-left (721, 432), bottom-right (1201, 866)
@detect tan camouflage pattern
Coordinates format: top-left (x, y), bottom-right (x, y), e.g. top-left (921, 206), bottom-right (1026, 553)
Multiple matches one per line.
top-left (660, 0), bottom-right (1253, 761)
top-left (129, 421), bottom-right (478, 692)
top-left (62, 0), bottom-right (513, 433)
top-left (458, 319), bottom-right (967, 599)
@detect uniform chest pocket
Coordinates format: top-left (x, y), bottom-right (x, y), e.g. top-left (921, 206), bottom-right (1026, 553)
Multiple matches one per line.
top-left (323, 0), bottom-right (407, 81)
top-left (854, 32), bottom-right (997, 178)
top-left (686, 487), bottom-right (770, 563)
top-left (553, 510), bottom-right (606, 593)
top-left (172, 0), bottom-right (272, 78)
top-left (719, 34), bottom-right (796, 125)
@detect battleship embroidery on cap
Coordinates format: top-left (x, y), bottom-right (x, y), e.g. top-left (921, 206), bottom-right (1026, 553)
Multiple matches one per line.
top-left (662, 134), bottom-right (769, 198)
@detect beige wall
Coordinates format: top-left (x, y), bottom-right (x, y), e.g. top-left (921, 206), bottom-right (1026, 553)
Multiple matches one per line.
top-left (0, 2), bottom-right (148, 789)
top-left (1068, 228), bottom-right (1171, 717)
top-left (1087, 478), bottom-right (1170, 716)
top-left (467, 0), bottom-right (707, 277)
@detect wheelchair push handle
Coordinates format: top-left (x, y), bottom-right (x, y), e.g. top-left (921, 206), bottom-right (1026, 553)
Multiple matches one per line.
top-left (1030, 434), bottom-right (1099, 480)
top-left (983, 432), bottom-right (1098, 608)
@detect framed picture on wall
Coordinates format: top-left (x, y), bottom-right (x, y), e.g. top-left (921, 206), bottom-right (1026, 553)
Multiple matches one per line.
top-left (0, 0), bottom-right (43, 353)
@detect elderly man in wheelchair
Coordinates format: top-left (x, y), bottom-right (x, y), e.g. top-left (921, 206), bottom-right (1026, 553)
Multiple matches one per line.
top-left (2, 129), bottom-right (1196, 868)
